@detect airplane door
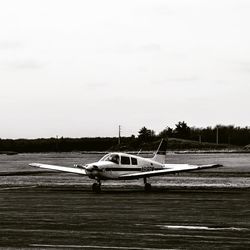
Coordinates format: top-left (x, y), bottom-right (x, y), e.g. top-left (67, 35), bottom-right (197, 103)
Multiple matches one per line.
top-left (120, 156), bottom-right (131, 175)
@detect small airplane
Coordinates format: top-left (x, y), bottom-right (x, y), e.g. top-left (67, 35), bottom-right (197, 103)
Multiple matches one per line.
top-left (29, 139), bottom-right (222, 192)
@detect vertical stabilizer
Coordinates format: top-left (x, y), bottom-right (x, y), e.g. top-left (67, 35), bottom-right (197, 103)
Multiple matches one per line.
top-left (152, 139), bottom-right (167, 164)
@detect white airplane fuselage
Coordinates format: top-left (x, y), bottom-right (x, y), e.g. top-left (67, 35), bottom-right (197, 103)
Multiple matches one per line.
top-left (83, 152), bottom-right (164, 180)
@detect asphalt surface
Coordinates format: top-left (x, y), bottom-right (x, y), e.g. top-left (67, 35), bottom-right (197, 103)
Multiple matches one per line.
top-left (0, 185), bottom-right (249, 249)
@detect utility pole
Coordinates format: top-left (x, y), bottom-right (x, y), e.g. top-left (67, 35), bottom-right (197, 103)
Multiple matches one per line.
top-left (118, 125), bottom-right (121, 146)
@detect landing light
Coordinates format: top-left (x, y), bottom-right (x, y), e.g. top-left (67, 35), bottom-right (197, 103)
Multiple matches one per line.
top-left (74, 164), bottom-right (86, 169)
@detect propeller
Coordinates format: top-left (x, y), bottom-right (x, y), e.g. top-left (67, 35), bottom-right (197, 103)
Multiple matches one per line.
top-left (85, 165), bottom-right (102, 178)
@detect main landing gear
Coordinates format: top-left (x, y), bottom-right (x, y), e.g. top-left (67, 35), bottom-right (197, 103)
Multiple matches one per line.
top-left (91, 179), bottom-right (152, 192)
top-left (144, 177), bottom-right (152, 192)
top-left (92, 180), bottom-right (101, 193)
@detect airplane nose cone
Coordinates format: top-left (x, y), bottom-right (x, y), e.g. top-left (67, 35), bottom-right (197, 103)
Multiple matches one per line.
top-left (86, 165), bottom-right (101, 178)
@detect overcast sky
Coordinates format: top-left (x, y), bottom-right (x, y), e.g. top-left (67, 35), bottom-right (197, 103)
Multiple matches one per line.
top-left (1, 0), bottom-right (250, 138)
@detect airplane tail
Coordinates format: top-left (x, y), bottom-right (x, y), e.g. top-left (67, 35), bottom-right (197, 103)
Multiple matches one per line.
top-left (152, 139), bottom-right (167, 164)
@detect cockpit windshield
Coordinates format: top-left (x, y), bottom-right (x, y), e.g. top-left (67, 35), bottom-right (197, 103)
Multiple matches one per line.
top-left (99, 154), bottom-right (119, 164)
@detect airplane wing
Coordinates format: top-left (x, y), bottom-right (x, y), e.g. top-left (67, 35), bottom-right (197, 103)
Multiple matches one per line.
top-left (119, 164), bottom-right (222, 180)
top-left (29, 163), bottom-right (87, 175)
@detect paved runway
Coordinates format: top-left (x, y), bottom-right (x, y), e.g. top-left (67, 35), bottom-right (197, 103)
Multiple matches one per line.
top-left (0, 185), bottom-right (249, 249)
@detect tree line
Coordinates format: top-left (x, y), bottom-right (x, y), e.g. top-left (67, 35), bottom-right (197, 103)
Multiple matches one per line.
top-left (0, 137), bottom-right (118, 153)
top-left (0, 122), bottom-right (249, 153)
top-left (139, 121), bottom-right (250, 146)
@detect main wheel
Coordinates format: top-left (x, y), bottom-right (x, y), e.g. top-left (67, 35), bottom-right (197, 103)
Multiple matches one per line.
top-left (144, 183), bottom-right (152, 192)
top-left (92, 183), bottom-right (101, 193)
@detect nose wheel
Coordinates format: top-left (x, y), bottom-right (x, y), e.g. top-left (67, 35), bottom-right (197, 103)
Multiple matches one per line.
top-left (144, 178), bottom-right (152, 192)
top-left (92, 181), bottom-right (101, 193)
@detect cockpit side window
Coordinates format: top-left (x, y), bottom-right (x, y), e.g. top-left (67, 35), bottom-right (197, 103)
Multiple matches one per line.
top-left (121, 156), bottom-right (130, 165)
top-left (108, 154), bottom-right (119, 164)
top-left (100, 154), bottom-right (119, 164)
top-left (131, 157), bottom-right (138, 165)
